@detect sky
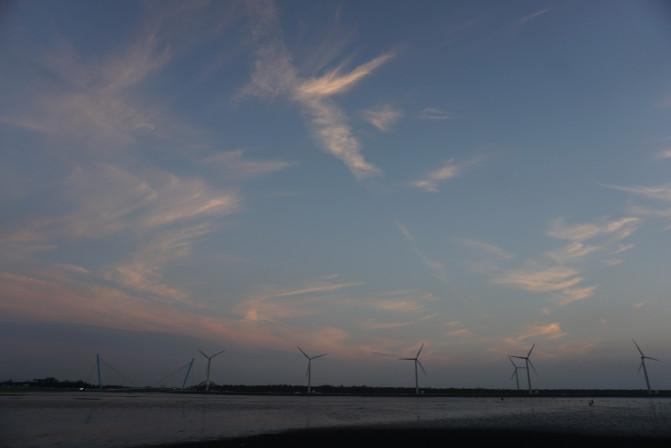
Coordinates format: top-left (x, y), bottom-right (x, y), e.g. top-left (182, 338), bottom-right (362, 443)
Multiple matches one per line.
top-left (2, 0), bottom-right (671, 389)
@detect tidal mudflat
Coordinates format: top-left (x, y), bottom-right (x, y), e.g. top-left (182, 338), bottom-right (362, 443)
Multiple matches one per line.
top-left (2, 392), bottom-right (670, 448)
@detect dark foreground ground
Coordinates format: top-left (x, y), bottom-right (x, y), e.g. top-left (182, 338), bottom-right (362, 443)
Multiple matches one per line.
top-left (165, 426), bottom-right (671, 448)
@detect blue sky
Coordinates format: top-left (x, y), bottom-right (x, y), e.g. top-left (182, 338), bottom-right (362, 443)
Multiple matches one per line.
top-left (2, 0), bottom-right (671, 389)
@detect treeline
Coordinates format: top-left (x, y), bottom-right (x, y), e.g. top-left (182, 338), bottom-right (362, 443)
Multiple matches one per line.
top-left (188, 384), bottom-right (670, 397)
top-left (2, 379), bottom-right (669, 397)
top-left (1, 377), bottom-right (99, 390)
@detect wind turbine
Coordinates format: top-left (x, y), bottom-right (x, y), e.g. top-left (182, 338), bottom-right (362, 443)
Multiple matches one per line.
top-left (297, 346), bottom-right (326, 394)
top-left (198, 349), bottom-right (224, 392)
top-left (399, 343), bottom-right (427, 395)
top-left (633, 340), bottom-right (659, 394)
top-left (510, 344), bottom-right (537, 395)
top-left (509, 356), bottom-right (525, 391)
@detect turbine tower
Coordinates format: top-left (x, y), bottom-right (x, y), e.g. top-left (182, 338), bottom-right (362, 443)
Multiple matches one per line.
top-left (198, 349), bottom-right (224, 392)
top-left (510, 344), bottom-right (537, 395)
top-left (633, 340), bottom-right (659, 394)
top-left (182, 358), bottom-right (195, 389)
top-left (508, 356), bottom-right (525, 391)
top-left (297, 346), bottom-right (326, 394)
top-left (96, 353), bottom-right (102, 389)
top-left (399, 343), bottom-right (427, 395)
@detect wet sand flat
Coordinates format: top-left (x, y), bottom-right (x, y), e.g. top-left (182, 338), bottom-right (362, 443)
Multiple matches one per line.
top-left (2, 392), bottom-right (670, 448)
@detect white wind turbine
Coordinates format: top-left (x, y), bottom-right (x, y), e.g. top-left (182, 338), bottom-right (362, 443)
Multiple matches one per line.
top-left (399, 343), bottom-right (427, 395)
top-left (508, 356), bottom-right (525, 391)
top-left (510, 344), bottom-right (537, 394)
top-left (198, 349), bottom-right (224, 392)
top-left (633, 340), bottom-right (659, 394)
top-left (297, 346), bottom-right (326, 394)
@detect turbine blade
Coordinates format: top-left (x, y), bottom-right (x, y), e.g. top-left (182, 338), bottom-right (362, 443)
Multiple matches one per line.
top-left (508, 356), bottom-right (517, 367)
top-left (399, 358), bottom-right (415, 361)
top-left (312, 354), bottom-right (327, 359)
top-left (528, 359), bottom-right (538, 376)
top-left (527, 344), bottom-right (536, 358)
top-left (198, 349), bottom-right (209, 359)
top-left (638, 361), bottom-right (643, 373)
top-left (416, 343), bottom-right (424, 358)
top-left (297, 346), bottom-right (310, 359)
top-left (305, 364), bottom-right (310, 379)
top-left (646, 356), bottom-right (660, 362)
top-left (511, 370), bottom-right (517, 380)
top-left (510, 356), bottom-right (526, 360)
top-left (417, 360), bottom-right (427, 376)
top-left (211, 350), bottom-right (225, 358)
top-left (633, 339), bottom-right (644, 356)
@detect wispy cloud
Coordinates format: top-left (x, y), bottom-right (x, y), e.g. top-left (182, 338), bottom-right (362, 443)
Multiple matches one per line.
top-left (360, 313), bottom-right (434, 331)
top-left (201, 149), bottom-right (293, 179)
top-left (418, 107), bottom-right (450, 120)
top-left (656, 149), bottom-right (671, 159)
top-left (458, 237), bottom-right (513, 259)
top-left (444, 321), bottom-right (474, 338)
top-left (519, 322), bottom-right (565, 340)
top-left (241, 0), bottom-right (392, 178)
top-left (66, 164), bottom-right (239, 237)
top-left (297, 53), bottom-right (394, 98)
top-left (396, 221), bottom-right (448, 284)
top-left (605, 183), bottom-right (671, 202)
top-left (517, 8), bottom-right (550, 25)
top-left (547, 216), bottom-right (640, 242)
top-left (545, 241), bottom-right (598, 263)
top-left (496, 265), bottom-right (595, 304)
top-left (369, 291), bottom-right (435, 314)
top-left (1, 3), bottom-right (231, 147)
top-left (361, 104), bottom-right (402, 132)
top-left (371, 300), bottom-right (423, 312)
top-left (107, 224), bottom-right (211, 304)
top-left (273, 281), bottom-right (363, 298)
top-left (0, 270), bottom-right (358, 357)
top-left (611, 243), bottom-right (635, 255)
top-left (236, 277), bottom-right (361, 323)
top-left (411, 158), bottom-right (481, 192)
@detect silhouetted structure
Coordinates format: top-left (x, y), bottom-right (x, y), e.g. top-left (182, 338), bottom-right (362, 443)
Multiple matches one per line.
top-left (199, 349), bottom-right (224, 392)
top-left (633, 340), bottom-right (659, 394)
top-left (297, 346), bottom-right (327, 394)
top-left (510, 344), bottom-right (537, 395)
top-left (399, 343), bottom-right (427, 395)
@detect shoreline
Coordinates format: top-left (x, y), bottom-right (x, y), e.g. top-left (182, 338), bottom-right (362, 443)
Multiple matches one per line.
top-left (4, 388), bottom-right (671, 399)
top-left (158, 425), bottom-right (671, 448)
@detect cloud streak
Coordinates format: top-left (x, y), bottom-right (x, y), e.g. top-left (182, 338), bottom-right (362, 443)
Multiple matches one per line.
top-left (201, 149), bottom-right (293, 179)
top-left (396, 221), bottom-right (449, 284)
top-left (361, 104), bottom-right (402, 132)
top-left (242, 0), bottom-right (393, 178)
top-left (496, 265), bottom-right (595, 304)
top-left (411, 158), bottom-right (481, 192)
top-left (418, 107), bottom-right (450, 120)
top-left (517, 8), bottom-right (550, 25)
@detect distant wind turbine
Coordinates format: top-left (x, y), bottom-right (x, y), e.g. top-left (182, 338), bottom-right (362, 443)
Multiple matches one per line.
top-left (399, 343), bottom-right (427, 395)
top-left (633, 340), bottom-right (659, 394)
top-left (297, 346), bottom-right (327, 394)
top-left (508, 356), bottom-right (525, 391)
top-left (510, 344), bottom-right (537, 395)
top-left (198, 349), bottom-right (224, 392)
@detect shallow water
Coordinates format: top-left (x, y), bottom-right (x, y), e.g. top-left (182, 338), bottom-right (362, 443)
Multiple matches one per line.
top-left (2, 392), bottom-right (670, 448)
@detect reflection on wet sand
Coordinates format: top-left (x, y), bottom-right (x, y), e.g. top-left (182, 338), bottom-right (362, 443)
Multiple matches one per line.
top-left (2, 392), bottom-right (670, 448)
